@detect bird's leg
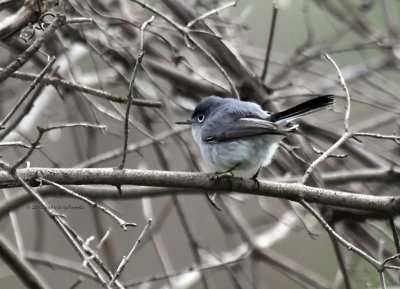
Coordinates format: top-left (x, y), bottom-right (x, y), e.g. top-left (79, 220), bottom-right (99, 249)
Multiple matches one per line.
top-left (212, 162), bottom-right (241, 180)
top-left (250, 167), bottom-right (261, 190)
top-left (211, 163), bottom-right (241, 192)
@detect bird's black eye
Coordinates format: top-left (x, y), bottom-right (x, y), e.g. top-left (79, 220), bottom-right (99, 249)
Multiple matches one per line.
top-left (197, 114), bottom-right (205, 123)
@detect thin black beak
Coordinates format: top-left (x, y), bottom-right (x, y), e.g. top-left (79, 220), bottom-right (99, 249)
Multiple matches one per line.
top-left (175, 120), bottom-right (192, 125)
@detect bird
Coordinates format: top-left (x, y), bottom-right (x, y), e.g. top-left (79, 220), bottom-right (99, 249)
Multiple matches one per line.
top-left (176, 95), bottom-right (335, 180)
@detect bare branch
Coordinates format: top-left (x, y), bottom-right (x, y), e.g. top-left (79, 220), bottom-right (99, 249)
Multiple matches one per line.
top-left (301, 132), bottom-right (352, 184)
top-left (39, 178), bottom-right (137, 230)
top-left (0, 168), bottom-right (398, 214)
top-left (261, 1), bottom-right (278, 82)
top-left (120, 16), bottom-right (153, 169)
top-left (12, 123), bottom-right (106, 170)
top-left (109, 219), bottom-right (152, 286)
top-left (125, 250), bottom-right (248, 287)
top-left (299, 200), bottom-right (381, 269)
top-left (186, 1), bottom-right (237, 28)
top-left (76, 126), bottom-right (188, 168)
top-left (0, 56), bottom-right (56, 129)
top-left (0, 141), bottom-right (31, 148)
top-left (0, 13), bottom-right (66, 84)
top-left (0, 69), bottom-right (162, 106)
top-left (0, 235), bottom-right (50, 289)
top-left (324, 53), bottom-right (351, 132)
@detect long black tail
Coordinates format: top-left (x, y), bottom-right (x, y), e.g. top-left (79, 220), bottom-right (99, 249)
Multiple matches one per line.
top-left (270, 95), bottom-right (334, 123)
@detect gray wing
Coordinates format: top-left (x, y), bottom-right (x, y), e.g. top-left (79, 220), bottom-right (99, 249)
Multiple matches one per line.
top-left (202, 117), bottom-right (293, 143)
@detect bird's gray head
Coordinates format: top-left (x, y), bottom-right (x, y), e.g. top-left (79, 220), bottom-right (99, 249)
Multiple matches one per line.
top-left (191, 96), bottom-right (225, 126)
top-left (175, 96), bottom-right (229, 144)
top-left (176, 96), bottom-right (225, 127)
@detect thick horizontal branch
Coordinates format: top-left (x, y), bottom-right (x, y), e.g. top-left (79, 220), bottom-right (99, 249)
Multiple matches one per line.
top-left (1, 168), bottom-right (399, 214)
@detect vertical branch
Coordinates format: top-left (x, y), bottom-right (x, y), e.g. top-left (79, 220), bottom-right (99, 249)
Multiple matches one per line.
top-left (389, 217), bottom-right (400, 255)
top-left (261, 1), bottom-right (279, 82)
top-left (378, 271), bottom-right (387, 289)
top-left (324, 53), bottom-right (351, 131)
top-left (142, 198), bottom-right (175, 288)
top-left (172, 196), bottom-right (214, 289)
top-left (119, 16), bottom-right (154, 169)
top-left (3, 190), bottom-right (25, 256)
top-left (329, 226), bottom-right (352, 289)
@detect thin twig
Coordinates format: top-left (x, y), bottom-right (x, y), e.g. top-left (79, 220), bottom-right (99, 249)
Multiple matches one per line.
top-left (3, 189), bottom-right (24, 256)
top-left (186, 0), bottom-right (238, 29)
top-left (189, 36), bottom-right (240, 99)
top-left (324, 53), bottom-right (351, 131)
top-left (119, 16), bottom-right (153, 169)
top-left (0, 141), bottom-right (31, 148)
top-left (125, 250), bottom-right (247, 287)
top-left (261, 1), bottom-right (278, 82)
top-left (329, 227), bottom-right (352, 289)
top-left (68, 277), bottom-right (84, 289)
top-left (109, 219), bottom-right (152, 286)
top-left (0, 14), bottom-right (66, 84)
top-left (299, 199), bottom-right (381, 269)
top-left (26, 251), bottom-right (97, 281)
top-left (66, 17), bottom-right (93, 24)
top-left (12, 123), bottom-right (106, 170)
top-left (352, 131), bottom-right (400, 143)
top-left (39, 178), bottom-right (137, 229)
top-left (301, 132), bottom-right (352, 184)
top-left (40, 123), bottom-right (107, 133)
top-left (381, 253), bottom-right (400, 268)
top-left (96, 229), bottom-right (112, 251)
top-left (389, 217), bottom-right (400, 255)
top-left (301, 129), bottom-right (400, 183)
top-left (311, 146), bottom-right (348, 158)
top-left (130, 0), bottom-right (240, 99)
top-left (0, 56), bottom-right (56, 129)
top-left (0, 161), bottom-right (110, 286)
top-left (0, 69), bottom-right (162, 106)
top-left (59, 219), bottom-right (125, 289)
top-left (76, 126), bottom-right (188, 168)
top-left (378, 271), bottom-right (387, 289)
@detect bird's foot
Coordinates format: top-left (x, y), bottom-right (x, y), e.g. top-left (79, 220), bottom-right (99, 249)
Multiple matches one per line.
top-left (211, 171), bottom-right (233, 181)
top-left (211, 163), bottom-right (240, 181)
top-left (250, 168), bottom-right (261, 190)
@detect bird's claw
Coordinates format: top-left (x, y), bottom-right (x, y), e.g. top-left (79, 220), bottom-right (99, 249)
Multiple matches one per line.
top-left (250, 175), bottom-right (260, 190)
top-left (211, 171), bottom-right (233, 181)
top-left (251, 168), bottom-right (261, 190)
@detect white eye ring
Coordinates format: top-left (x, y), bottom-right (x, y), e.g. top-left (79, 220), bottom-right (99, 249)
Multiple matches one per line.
top-left (197, 114), bottom-right (205, 123)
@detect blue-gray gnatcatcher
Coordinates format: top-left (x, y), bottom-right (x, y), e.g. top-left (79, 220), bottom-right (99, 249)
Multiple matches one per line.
top-left (177, 95), bottom-right (334, 180)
